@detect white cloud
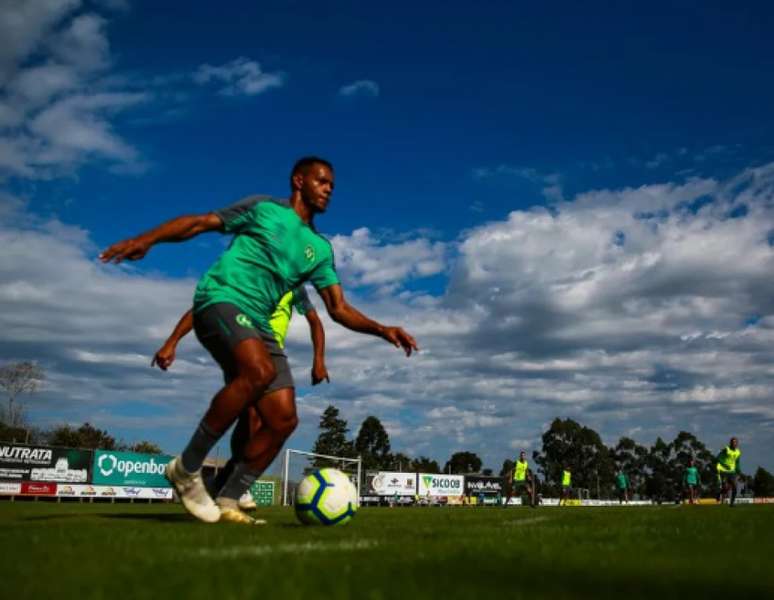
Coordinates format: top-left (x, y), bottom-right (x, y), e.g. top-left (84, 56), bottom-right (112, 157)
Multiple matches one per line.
top-left (193, 58), bottom-right (284, 96)
top-left (338, 80), bottom-right (380, 98)
top-left (3, 163), bottom-right (774, 470)
top-left (0, 2), bottom-right (149, 179)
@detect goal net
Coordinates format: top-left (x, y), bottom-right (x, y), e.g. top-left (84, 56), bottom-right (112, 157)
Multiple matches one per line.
top-left (281, 449), bottom-right (362, 506)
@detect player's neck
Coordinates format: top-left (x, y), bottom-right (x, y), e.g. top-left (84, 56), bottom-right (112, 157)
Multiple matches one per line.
top-left (289, 194), bottom-right (315, 225)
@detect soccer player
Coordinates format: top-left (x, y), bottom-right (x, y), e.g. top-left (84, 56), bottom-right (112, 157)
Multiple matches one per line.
top-left (504, 451), bottom-right (535, 507)
top-left (616, 469), bottom-right (630, 504)
top-left (152, 285), bottom-right (325, 523)
top-left (100, 157), bottom-right (418, 523)
top-left (559, 466), bottom-right (572, 506)
top-left (716, 437), bottom-right (742, 507)
top-left (683, 457), bottom-right (700, 505)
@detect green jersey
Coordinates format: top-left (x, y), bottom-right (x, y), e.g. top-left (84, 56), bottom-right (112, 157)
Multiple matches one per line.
top-left (616, 473), bottom-right (629, 489)
top-left (684, 466), bottom-right (699, 486)
top-left (194, 196), bottom-right (338, 333)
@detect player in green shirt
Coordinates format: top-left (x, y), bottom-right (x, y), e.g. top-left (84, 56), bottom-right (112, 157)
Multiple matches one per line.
top-left (504, 451), bottom-right (535, 507)
top-left (716, 437), bottom-right (742, 507)
top-left (683, 457), bottom-right (700, 505)
top-left (101, 157), bottom-right (418, 523)
top-left (559, 466), bottom-right (572, 506)
top-left (616, 470), bottom-right (630, 504)
top-left (152, 286), bottom-right (324, 523)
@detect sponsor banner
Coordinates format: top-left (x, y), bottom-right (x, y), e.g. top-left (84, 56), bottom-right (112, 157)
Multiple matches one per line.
top-left (249, 480), bottom-right (275, 506)
top-left (698, 498), bottom-right (719, 505)
top-left (418, 473), bottom-right (465, 497)
top-left (466, 476), bottom-right (503, 496)
top-left (447, 495), bottom-right (464, 505)
top-left (0, 482), bottom-right (22, 495)
top-left (754, 497), bottom-right (774, 504)
top-left (92, 450), bottom-right (173, 487)
top-left (368, 472), bottom-right (417, 496)
top-left (736, 497), bottom-right (754, 505)
top-left (55, 484), bottom-right (173, 499)
top-left (21, 481), bottom-right (57, 495)
top-left (0, 443), bottom-right (92, 483)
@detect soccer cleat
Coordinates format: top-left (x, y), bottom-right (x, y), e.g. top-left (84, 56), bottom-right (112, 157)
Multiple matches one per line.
top-left (219, 507), bottom-right (266, 525)
top-left (238, 491), bottom-right (257, 511)
top-left (165, 457), bottom-right (221, 523)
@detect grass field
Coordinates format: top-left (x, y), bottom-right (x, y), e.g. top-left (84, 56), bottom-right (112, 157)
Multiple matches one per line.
top-left (2, 502), bottom-right (773, 599)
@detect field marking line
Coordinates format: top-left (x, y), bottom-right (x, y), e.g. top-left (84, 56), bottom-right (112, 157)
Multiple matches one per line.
top-left (191, 539), bottom-right (379, 559)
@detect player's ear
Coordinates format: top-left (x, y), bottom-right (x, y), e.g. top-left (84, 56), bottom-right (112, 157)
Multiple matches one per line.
top-left (292, 171), bottom-right (304, 191)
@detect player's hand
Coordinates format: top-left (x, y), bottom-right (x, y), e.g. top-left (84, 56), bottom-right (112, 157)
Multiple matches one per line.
top-left (99, 236), bottom-right (152, 263)
top-left (151, 342), bottom-right (176, 371)
top-left (311, 361), bottom-right (330, 385)
top-left (382, 326), bottom-right (419, 356)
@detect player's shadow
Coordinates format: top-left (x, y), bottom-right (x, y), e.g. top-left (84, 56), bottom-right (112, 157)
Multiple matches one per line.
top-left (98, 512), bottom-right (192, 522)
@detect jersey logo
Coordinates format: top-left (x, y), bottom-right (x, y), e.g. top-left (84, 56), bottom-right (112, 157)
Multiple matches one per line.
top-left (235, 314), bottom-right (254, 328)
top-left (304, 245), bottom-right (315, 262)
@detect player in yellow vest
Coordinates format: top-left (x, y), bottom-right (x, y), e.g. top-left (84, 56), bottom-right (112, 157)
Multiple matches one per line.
top-left (504, 451), bottom-right (536, 507)
top-left (152, 286), bottom-right (326, 523)
top-left (559, 466), bottom-right (572, 506)
top-left (716, 437), bottom-right (742, 507)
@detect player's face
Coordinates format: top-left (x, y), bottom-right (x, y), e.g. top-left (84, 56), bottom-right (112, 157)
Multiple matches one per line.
top-left (299, 164), bottom-right (334, 213)
top-left (730, 438), bottom-right (738, 449)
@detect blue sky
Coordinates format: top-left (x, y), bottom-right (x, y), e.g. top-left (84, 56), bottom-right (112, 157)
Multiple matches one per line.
top-left (2, 0), bottom-right (774, 475)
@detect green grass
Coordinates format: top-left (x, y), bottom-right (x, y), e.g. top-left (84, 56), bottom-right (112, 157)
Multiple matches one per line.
top-left (1, 502), bottom-right (773, 599)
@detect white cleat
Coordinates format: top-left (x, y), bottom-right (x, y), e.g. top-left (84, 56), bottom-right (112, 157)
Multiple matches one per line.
top-left (238, 491), bottom-right (257, 511)
top-left (165, 457), bottom-right (221, 523)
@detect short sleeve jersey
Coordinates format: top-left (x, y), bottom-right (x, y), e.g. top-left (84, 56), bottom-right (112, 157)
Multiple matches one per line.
top-left (193, 196), bottom-right (338, 333)
top-left (616, 473), bottom-right (628, 489)
top-left (684, 467), bottom-right (699, 486)
top-left (269, 286), bottom-right (315, 348)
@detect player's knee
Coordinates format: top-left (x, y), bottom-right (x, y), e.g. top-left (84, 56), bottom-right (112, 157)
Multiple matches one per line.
top-left (240, 360), bottom-right (277, 394)
top-left (267, 404), bottom-right (298, 438)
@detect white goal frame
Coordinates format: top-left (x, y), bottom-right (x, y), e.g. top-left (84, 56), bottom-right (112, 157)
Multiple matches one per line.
top-left (281, 449), bottom-right (362, 506)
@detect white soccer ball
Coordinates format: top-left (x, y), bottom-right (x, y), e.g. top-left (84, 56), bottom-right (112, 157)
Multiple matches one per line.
top-left (295, 468), bottom-right (358, 526)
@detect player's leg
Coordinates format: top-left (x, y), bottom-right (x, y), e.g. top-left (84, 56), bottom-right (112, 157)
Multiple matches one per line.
top-left (728, 475), bottom-right (737, 506)
top-left (167, 304), bottom-right (276, 523)
top-left (214, 388), bottom-right (296, 518)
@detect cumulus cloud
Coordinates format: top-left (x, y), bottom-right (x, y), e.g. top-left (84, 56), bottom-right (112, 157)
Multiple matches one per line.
top-left (0, 1), bottom-right (149, 179)
top-left (338, 79), bottom-right (380, 98)
top-left (3, 163), bottom-right (774, 470)
top-left (193, 57), bottom-right (284, 96)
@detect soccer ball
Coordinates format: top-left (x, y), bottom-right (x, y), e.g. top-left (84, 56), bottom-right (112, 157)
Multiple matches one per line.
top-left (295, 468), bottom-right (358, 526)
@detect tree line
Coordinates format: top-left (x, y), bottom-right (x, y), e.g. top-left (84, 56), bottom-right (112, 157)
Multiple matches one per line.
top-left (312, 406), bottom-right (774, 499)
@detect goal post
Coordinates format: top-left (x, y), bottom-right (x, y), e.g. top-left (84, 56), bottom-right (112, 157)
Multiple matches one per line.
top-left (281, 449), bottom-right (362, 506)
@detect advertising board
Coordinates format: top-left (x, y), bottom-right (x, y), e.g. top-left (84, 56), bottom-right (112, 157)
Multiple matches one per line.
top-left (465, 475), bottom-right (503, 496)
top-left (21, 481), bottom-right (57, 495)
top-left (249, 480), bottom-right (275, 506)
top-left (0, 482), bottom-right (21, 495)
top-left (92, 450), bottom-right (172, 487)
top-left (55, 484), bottom-right (173, 499)
top-left (368, 472), bottom-right (417, 496)
top-left (418, 473), bottom-right (464, 497)
top-left (0, 443), bottom-right (92, 482)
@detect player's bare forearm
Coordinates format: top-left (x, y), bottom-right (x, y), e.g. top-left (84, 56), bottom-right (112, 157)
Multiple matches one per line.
top-left (306, 309), bottom-right (329, 384)
top-left (99, 213), bottom-right (223, 263)
top-left (168, 309), bottom-right (194, 344)
top-left (152, 309), bottom-right (193, 371)
top-left (318, 284), bottom-right (418, 356)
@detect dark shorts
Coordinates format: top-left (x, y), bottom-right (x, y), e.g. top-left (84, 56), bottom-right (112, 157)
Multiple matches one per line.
top-left (718, 472), bottom-right (737, 484)
top-left (193, 302), bottom-right (294, 393)
top-left (510, 480), bottom-right (529, 493)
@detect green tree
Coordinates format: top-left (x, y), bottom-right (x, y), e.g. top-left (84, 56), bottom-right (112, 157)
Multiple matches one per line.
top-left (130, 441), bottom-right (163, 454)
top-left (0, 361), bottom-right (44, 428)
top-left (669, 431), bottom-right (716, 496)
top-left (443, 451), bottom-right (482, 474)
top-left (311, 405), bottom-right (354, 467)
top-left (533, 417), bottom-right (616, 498)
top-left (48, 422), bottom-right (117, 450)
top-left (389, 452), bottom-right (413, 471)
top-left (500, 459), bottom-right (515, 479)
top-left (752, 467), bottom-right (774, 497)
top-left (411, 456), bottom-right (440, 473)
top-left (354, 416), bottom-right (391, 471)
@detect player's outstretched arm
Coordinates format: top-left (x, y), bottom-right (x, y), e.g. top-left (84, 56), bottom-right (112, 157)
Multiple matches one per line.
top-left (99, 212), bottom-right (223, 263)
top-left (305, 309), bottom-right (329, 385)
top-left (152, 309), bottom-right (193, 371)
top-left (317, 284), bottom-right (418, 356)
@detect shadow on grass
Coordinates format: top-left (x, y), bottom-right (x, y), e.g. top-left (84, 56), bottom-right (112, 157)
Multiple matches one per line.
top-left (25, 512), bottom-right (191, 523)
